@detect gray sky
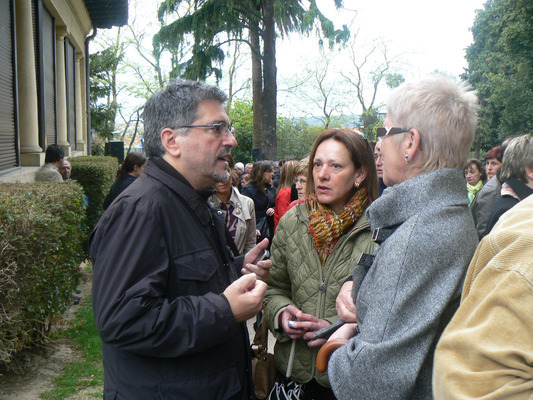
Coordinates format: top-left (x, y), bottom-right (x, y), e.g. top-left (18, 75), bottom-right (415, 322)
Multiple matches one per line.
top-left (105, 0), bottom-right (486, 119)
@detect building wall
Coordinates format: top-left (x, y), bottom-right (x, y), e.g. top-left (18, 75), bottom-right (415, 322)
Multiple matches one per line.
top-left (0, 0), bottom-right (93, 182)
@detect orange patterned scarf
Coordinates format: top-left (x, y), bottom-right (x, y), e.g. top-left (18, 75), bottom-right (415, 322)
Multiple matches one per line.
top-left (307, 188), bottom-right (370, 265)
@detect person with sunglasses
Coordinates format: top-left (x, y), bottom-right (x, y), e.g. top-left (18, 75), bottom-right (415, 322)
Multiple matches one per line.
top-left (90, 79), bottom-right (272, 400)
top-left (326, 75), bottom-right (479, 399)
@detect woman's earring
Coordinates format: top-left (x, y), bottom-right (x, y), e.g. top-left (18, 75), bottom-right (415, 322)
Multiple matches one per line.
top-left (404, 154), bottom-right (409, 164)
top-left (354, 181), bottom-right (360, 189)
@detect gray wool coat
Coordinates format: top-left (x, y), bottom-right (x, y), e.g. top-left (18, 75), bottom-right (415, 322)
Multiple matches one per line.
top-left (329, 168), bottom-right (479, 400)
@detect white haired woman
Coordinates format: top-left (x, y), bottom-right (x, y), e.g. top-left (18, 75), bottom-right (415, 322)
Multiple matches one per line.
top-left (326, 75), bottom-right (480, 399)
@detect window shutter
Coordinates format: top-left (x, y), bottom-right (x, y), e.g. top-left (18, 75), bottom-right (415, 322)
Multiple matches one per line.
top-left (0, 0), bottom-right (18, 172)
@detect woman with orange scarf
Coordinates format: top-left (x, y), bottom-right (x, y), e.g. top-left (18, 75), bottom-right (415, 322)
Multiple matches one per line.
top-left (263, 129), bottom-right (378, 399)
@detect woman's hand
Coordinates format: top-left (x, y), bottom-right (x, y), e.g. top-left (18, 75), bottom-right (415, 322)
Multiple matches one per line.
top-left (301, 318), bottom-right (332, 347)
top-left (336, 281), bottom-right (357, 322)
top-left (281, 305), bottom-right (307, 339)
top-left (281, 306), bottom-right (331, 347)
top-left (329, 322), bottom-right (358, 341)
top-left (266, 207), bottom-right (275, 216)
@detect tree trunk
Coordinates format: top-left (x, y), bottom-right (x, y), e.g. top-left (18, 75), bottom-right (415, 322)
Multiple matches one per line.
top-left (261, 0), bottom-right (277, 161)
top-left (250, 25), bottom-right (263, 160)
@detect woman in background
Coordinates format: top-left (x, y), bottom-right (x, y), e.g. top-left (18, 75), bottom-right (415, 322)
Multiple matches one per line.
top-left (103, 151), bottom-right (146, 210)
top-left (465, 158), bottom-right (486, 206)
top-left (242, 161), bottom-right (276, 244)
top-left (274, 160), bottom-right (298, 230)
top-left (484, 146), bottom-right (502, 180)
top-left (293, 159), bottom-right (309, 202)
top-left (484, 134), bottom-right (533, 235)
top-left (210, 155), bottom-right (257, 255)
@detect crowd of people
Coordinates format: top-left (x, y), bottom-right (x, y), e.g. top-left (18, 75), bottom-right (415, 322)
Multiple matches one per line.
top-left (61, 75), bottom-right (530, 400)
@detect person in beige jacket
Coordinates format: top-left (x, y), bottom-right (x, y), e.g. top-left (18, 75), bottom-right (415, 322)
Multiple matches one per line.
top-left (35, 144), bottom-right (64, 183)
top-left (433, 194), bottom-right (533, 399)
top-left (210, 154), bottom-right (257, 255)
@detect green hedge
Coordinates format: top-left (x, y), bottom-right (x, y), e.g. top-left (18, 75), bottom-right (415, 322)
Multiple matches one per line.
top-left (69, 156), bottom-right (117, 234)
top-left (0, 182), bottom-right (87, 371)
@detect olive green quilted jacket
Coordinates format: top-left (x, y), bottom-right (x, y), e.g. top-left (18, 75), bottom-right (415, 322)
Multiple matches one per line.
top-left (263, 203), bottom-right (374, 387)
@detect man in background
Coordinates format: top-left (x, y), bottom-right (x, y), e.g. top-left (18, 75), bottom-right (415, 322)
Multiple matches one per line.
top-left (35, 144), bottom-right (64, 183)
top-left (60, 159), bottom-right (72, 181)
top-left (234, 162), bottom-right (244, 176)
top-left (374, 140), bottom-right (386, 196)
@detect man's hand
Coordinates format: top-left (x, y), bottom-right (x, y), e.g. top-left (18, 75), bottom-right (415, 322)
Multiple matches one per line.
top-left (242, 238), bottom-right (272, 282)
top-left (336, 281), bottom-right (357, 322)
top-left (224, 274), bottom-right (267, 323)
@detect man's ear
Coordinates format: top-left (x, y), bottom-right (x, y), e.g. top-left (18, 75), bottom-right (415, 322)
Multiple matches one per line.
top-left (161, 128), bottom-right (181, 158)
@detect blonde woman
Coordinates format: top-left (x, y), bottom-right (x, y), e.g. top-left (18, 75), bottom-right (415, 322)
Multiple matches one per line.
top-left (274, 160), bottom-right (298, 230)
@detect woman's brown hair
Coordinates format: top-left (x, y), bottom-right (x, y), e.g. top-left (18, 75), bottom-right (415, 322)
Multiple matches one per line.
top-left (464, 158), bottom-right (487, 183)
top-left (250, 160), bottom-right (273, 193)
top-left (117, 151), bottom-right (147, 179)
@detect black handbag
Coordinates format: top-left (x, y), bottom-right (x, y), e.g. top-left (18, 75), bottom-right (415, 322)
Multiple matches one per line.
top-left (251, 319), bottom-right (277, 399)
top-left (256, 216), bottom-right (270, 242)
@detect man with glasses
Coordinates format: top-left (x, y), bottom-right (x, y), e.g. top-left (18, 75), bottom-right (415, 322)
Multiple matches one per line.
top-left (373, 140), bottom-right (386, 195)
top-left (91, 79), bottom-right (272, 400)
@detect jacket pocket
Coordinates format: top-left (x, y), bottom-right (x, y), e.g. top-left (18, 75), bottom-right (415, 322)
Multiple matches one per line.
top-left (172, 248), bottom-right (218, 282)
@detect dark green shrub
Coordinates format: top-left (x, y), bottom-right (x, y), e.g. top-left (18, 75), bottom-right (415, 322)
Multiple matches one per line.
top-left (69, 156), bottom-right (117, 233)
top-left (0, 182), bottom-right (87, 371)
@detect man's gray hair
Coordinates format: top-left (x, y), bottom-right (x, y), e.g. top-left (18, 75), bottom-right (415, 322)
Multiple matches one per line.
top-left (499, 134), bottom-right (533, 184)
top-left (143, 79), bottom-right (227, 158)
top-left (387, 74), bottom-right (479, 172)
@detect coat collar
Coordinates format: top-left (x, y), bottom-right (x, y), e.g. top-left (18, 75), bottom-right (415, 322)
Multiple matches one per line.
top-left (504, 177), bottom-right (533, 200)
top-left (146, 158), bottom-right (216, 225)
top-left (209, 187), bottom-right (253, 221)
top-left (367, 168), bottom-right (469, 230)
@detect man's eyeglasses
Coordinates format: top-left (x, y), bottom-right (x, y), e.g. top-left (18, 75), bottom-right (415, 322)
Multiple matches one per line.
top-left (376, 126), bottom-right (410, 138)
top-left (177, 121), bottom-right (233, 136)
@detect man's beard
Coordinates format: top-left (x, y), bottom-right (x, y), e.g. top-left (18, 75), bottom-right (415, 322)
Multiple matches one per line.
top-left (213, 169), bottom-right (230, 183)
top-left (212, 147), bottom-right (231, 183)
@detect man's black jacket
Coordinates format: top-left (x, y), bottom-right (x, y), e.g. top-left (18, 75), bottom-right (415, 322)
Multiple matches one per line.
top-left (91, 159), bottom-right (253, 400)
